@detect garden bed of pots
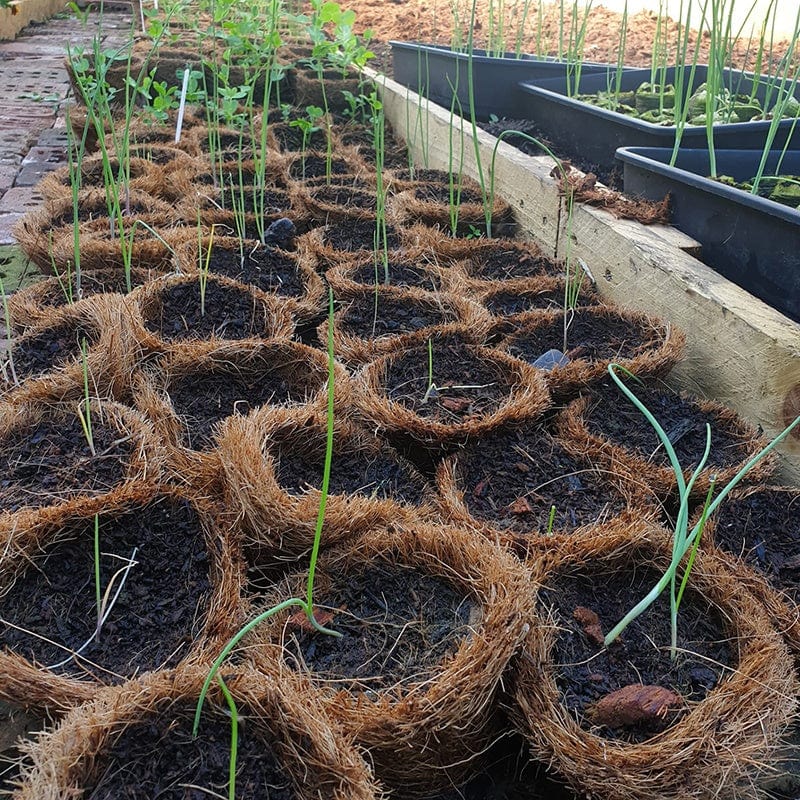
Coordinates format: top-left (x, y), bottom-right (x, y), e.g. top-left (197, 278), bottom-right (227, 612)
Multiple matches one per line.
top-left (0, 8), bottom-right (799, 800)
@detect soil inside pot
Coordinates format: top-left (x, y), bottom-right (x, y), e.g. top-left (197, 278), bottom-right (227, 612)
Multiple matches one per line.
top-left (0, 496), bottom-right (211, 680)
top-left (168, 363), bottom-right (319, 450)
top-left (339, 292), bottom-right (452, 337)
top-left (322, 218), bottom-right (402, 252)
top-left (8, 318), bottom-right (101, 383)
top-left (272, 122), bottom-right (329, 152)
top-left (712, 488), bottom-right (800, 602)
top-left (0, 415), bottom-right (132, 512)
top-left (85, 704), bottom-right (295, 800)
top-left (31, 270), bottom-right (156, 310)
top-left (348, 259), bottom-right (444, 292)
top-left (143, 280), bottom-right (279, 342)
top-left (288, 154), bottom-right (352, 181)
top-left (484, 287), bottom-right (582, 317)
top-left (463, 244), bottom-right (562, 282)
top-left (307, 184), bottom-right (377, 210)
top-left (211, 186), bottom-right (291, 216)
top-left (206, 243), bottom-right (306, 296)
top-left (283, 562), bottom-right (475, 690)
top-left (584, 380), bottom-right (754, 472)
top-left (459, 424), bottom-right (627, 535)
top-left (540, 564), bottom-right (733, 743)
top-left (505, 309), bottom-right (646, 366)
top-left (274, 433), bottom-right (428, 505)
top-left (412, 183), bottom-right (485, 205)
top-left (385, 339), bottom-right (514, 423)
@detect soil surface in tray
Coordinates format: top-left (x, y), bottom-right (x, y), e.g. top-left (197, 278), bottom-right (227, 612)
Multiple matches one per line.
top-left (541, 564), bottom-right (732, 743)
top-left (207, 244), bottom-right (306, 296)
top-left (284, 562), bottom-right (474, 689)
top-left (288, 154), bottom-right (352, 180)
top-left (0, 496), bottom-right (211, 679)
top-left (8, 318), bottom-right (100, 383)
top-left (584, 380), bottom-right (753, 471)
top-left (385, 339), bottom-right (513, 423)
top-left (306, 184), bottom-right (377, 210)
top-left (0, 416), bottom-right (131, 512)
top-left (712, 488), bottom-right (800, 602)
top-left (339, 292), bottom-right (452, 337)
top-left (350, 259), bottom-right (443, 292)
top-left (322, 218), bottom-right (402, 252)
top-left (505, 309), bottom-right (646, 365)
top-left (144, 280), bottom-right (278, 341)
top-left (31, 270), bottom-right (155, 310)
top-left (464, 244), bottom-right (562, 282)
top-left (274, 434), bottom-right (428, 505)
top-left (411, 183), bottom-right (485, 205)
top-left (272, 122), bottom-right (329, 152)
top-left (485, 287), bottom-right (585, 317)
top-left (168, 364), bottom-right (318, 450)
top-left (210, 187), bottom-right (290, 216)
top-left (391, 735), bottom-right (575, 800)
top-left (85, 705), bottom-right (294, 800)
top-left (459, 425), bottom-right (627, 535)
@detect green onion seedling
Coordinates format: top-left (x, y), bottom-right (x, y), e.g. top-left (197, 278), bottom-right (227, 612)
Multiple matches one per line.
top-left (77, 337), bottom-right (95, 457)
top-left (603, 363), bottom-right (800, 659)
top-left (194, 286), bottom-right (341, 737)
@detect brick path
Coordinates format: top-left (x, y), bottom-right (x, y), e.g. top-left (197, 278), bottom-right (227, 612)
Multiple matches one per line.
top-left (0, 7), bottom-right (133, 778)
top-left (0, 7), bottom-right (132, 290)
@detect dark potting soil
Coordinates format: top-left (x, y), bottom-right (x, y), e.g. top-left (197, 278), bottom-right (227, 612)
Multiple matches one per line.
top-left (350, 260), bottom-right (444, 292)
top-left (338, 292), bottom-right (452, 337)
top-left (412, 183), bottom-right (485, 206)
top-left (385, 339), bottom-right (514, 424)
top-left (391, 734), bottom-right (576, 800)
top-left (273, 432), bottom-right (428, 505)
top-left (288, 154), bottom-right (353, 181)
top-left (711, 488), bottom-right (800, 603)
top-left (484, 287), bottom-right (581, 317)
top-left (464, 244), bottom-right (563, 282)
top-left (505, 309), bottom-right (648, 365)
top-left (584, 380), bottom-right (754, 472)
top-left (197, 130), bottom-right (252, 153)
top-left (144, 280), bottom-right (280, 342)
top-left (131, 128), bottom-right (180, 147)
top-left (306, 184), bottom-right (377, 210)
top-left (212, 187), bottom-right (291, 216)
top-left (460, 424), bottom-right (627, 535)
top-left (8, 318), bottom-right (101, 383)
top-left (322, 218), bottom-right (402, 252)
top-left (0, 496), bottom-right (211, 680)
top-left (85, 705), bottom-right (295, 800)
top-left (168, 363), bottom-right (317, 450)
top-left (540, 564), bottom-right (732, 743)
top-left (0, 415), bottom-right (132, 512)
top-left (51, 199), bottom-right (154, 227)
top-left (392, 168), bottom-right (454, 185)
top-left (272, 122), bottom-right (329, 152)
top-left (207, 244), bottom-right (306, 296)
top-left (33, 270), bottom-right (156, 310)
top-left (55, 158), bottom-right (150, 188)
top-left (284, 562), bottom-right (474, 690)
top-left (129, 145), bottom-right (187, 165)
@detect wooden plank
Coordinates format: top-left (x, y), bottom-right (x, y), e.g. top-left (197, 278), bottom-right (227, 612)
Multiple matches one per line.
top-left (0, 0), bottom-right (68, 40)
top-left (370, 69), bottom-right (800, 484)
